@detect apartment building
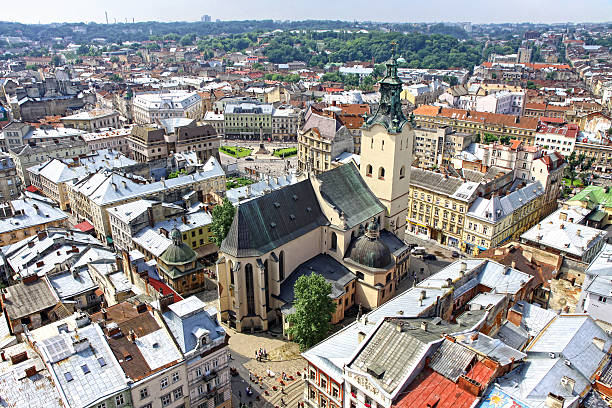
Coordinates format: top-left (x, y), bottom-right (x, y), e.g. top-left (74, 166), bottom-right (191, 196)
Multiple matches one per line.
top-left (271, 107), bottom-right (301, 141)
top-left (0, 196), bottom-right (68, 247)
top-left (162, 296), bottom-right (232, 408)
top-left (82, 126), bottom-right (132, 154)
top-left (407, 168), bottom-right (480, 248)
top-left (574, 140), bottom-right (612, 173)
top-left (132, 91), bottom-right (203, 124)
top-left (166, 120), bottom-right (221, 164)
top-left (127, 125), bottom-right (168, 162)
top-left (534, 123), bottom-right (578, 155)
top-left (9, 138), bottom-right (90, 185)
top-left (91, 302), bottom-right (189, 408)
top-left (464, 181), bottom-right (545, 254)
top-left (0, 153), bottom-right (21, 201)
top-left (68, 157), bottom-right (225, 242)
top-left (310, 102), bottom-right (370, 154)
top-left (202, 111), bottom-right (225, 138)
top-left (413, 126), bottom-right (474, 169)
top-left (413, 105), bottom-right (539, 145)
top-left (475, 90), bottom-right (525, 116)
top-left (298, 108), bottom-right (354, 174)
top-left (223, 102), bottom-right (273, 139)
top-left (60, 108), bottom-right (120, 131)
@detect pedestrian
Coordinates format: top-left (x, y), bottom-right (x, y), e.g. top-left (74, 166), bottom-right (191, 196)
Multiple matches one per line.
top-left (239, 391), bottom-right (242, 400)
top-left (281, 387), bottom-right (285, 394)
top-left (281, 398), bottom-right (286, 406)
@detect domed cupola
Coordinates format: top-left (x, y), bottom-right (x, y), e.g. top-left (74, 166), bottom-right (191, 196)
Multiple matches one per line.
top-left (347, 218), bottom-right (393, 270)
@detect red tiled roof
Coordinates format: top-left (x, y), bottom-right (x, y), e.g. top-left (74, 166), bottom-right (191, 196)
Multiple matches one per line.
top-left (537, 123), bottom-right (579, 139)
top-left (539, 116), bottom-right (565, 124)
top-left (74, 221), bottom-right (94, 232)
top-left (148, 276), bottom-right (182, 303)
top-left (510, 139), bottom-right (522, 150)
top-left (393, 369), bottom-right (477, 408)
top-left (413, 105), bottom-right (538, 130)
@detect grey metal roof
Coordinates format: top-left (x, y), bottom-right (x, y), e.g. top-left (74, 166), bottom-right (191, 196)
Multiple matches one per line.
top-left (3, 279), bottom-right (58, 320)
top-left (220, 179), bottom-right (328, 258)
top-left (316, 163), bottom-right (385, 229)
top-left (349, 320), bottom-right (431, 394)
top-left (277, 254), bottom-right (355, 306)
top-left (429, 339), bottom-right (476, 381)
top-left (163, 296), bottom-right (225, 354)
top-left (456, 331), bottom-right (527, 366)
top-left (494, 320), bottom-right (530, 350)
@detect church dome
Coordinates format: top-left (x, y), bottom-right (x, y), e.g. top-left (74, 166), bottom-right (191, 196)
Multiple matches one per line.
top-left (348, 218), bottom-right (393, 270)
top-left (160, 228), bottom-right (197, 266)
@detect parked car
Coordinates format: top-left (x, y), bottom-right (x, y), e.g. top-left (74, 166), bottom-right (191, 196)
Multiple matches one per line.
top-left (411, 246), bottom-right (426, 255)
top-left (452, 251), bottom-right (460, 258)
top-left (423, 254), bottom-right (437, 261)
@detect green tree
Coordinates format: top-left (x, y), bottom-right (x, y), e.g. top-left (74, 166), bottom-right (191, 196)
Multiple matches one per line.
top-left (210, 198), bottom-right (236, 247)
top-left (287, 273), bottom-right (336, 349)
top-left (51, 55), bottom-right (62, 66)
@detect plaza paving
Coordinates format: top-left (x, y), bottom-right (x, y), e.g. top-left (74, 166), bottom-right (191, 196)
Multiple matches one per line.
top-left (226, 326), bottom-right (307, 408)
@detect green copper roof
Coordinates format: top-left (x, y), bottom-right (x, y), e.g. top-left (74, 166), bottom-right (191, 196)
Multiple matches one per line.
top-left (160, 228), bottom-right (197, 265)
top-left (569, 186), bottom-right (612, 209)
top-left (364, 43), bottom-right (408, 134)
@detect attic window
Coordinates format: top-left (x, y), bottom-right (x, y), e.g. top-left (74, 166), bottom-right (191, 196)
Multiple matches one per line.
top-left (292, 194), bottom-right (298, 201)
top-left (64, 372), bottom-right (73, 382)
top-left (306, 207), bottom-right (312, 212)
top-left (270, 222), bottom-right (277, 228)
top-left (274, 202), bottom-right (280, 208)
top-left (153, 342), bottom-right (160, 348)
top-left (98, 357), bottom-right (107, 367)
top-left (81, 364), bottom-right (90, 374)
top-left (289, 214), bottom-right (295, 220)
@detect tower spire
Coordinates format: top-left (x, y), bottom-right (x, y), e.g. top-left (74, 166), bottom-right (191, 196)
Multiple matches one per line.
top-left (363, 42), bottom-right (407, 133)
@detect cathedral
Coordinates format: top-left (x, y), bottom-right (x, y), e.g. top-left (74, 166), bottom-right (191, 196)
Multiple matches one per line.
top-left (216, 48), bottom-right (415, 333)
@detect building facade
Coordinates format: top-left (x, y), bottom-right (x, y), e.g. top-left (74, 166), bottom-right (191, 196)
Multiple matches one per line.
top-left (132, 91), bottom-right (203, 124)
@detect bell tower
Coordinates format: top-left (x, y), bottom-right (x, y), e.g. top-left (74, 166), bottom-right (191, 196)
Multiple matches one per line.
top-left (360, 43), bottom-right (414, 238)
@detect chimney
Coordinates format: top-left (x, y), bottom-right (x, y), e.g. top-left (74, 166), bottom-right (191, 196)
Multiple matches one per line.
top-left (25, 366), bottom-right (38, 378)
top-left (358, 331), bottom-right (366, 343)
top-left (507, 308), bottom-right (523, 327)
top-left (10, 351), bottom-right (28, 365)
top-left (101, 308), bottom-right (108, 320)
top-left (560, 376), bottom-right (575, 393)
top-left (511, 260), bottom-right (516, 269)
top-left (524, 250), bottom-right (533, 263)
top-left (545, 393), bottom-right (565, 408)
top-left (37, 230), bottom-right (47, 240)
top-left (460, 262), bottom-right (467, 272)
top-left (147, 206), bottom-right (154, 227)
top-left (136, 302), bottom-right (147, 313)
top-left (420, 290), bottom-right (427, 300)
top-left (420, 321), bottom-right (428, 332)
top-left (127, 329), bottom-right (136, 343)
top-left (576, 229), bottom-right (581, 237)
top-left (592, 337), bottom-right (605, 351)
top-left (457, 375), bottom-right (481, 396)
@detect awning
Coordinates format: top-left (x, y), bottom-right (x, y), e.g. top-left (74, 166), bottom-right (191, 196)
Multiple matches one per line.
top-left (25, 185), bottom-right (38, 193)
top-left (74, 221), bottom-right (94, 232)
top-left (106, 236), bottom-right (113, 244)
top-left (477, 245), bottom-right (487, 251)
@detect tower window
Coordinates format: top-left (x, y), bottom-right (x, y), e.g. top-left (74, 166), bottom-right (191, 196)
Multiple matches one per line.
top-left (399, 166), bottom-right (406, 179)
top-left (378, 167), bottom-right (385, 180)
top-left (366, 164), bottom-right (372, 177)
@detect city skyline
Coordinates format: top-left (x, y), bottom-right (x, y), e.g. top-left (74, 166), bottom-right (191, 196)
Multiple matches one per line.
top-left (2, 0), bottom-right (612, 24)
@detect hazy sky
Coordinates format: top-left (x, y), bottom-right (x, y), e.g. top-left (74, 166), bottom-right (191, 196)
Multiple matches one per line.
top-left (3, 0), bottom-right (612, 24)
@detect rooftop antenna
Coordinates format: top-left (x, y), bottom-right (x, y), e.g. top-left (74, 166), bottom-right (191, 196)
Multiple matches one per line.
top-left (105, 11), bottom-right (108, 24)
